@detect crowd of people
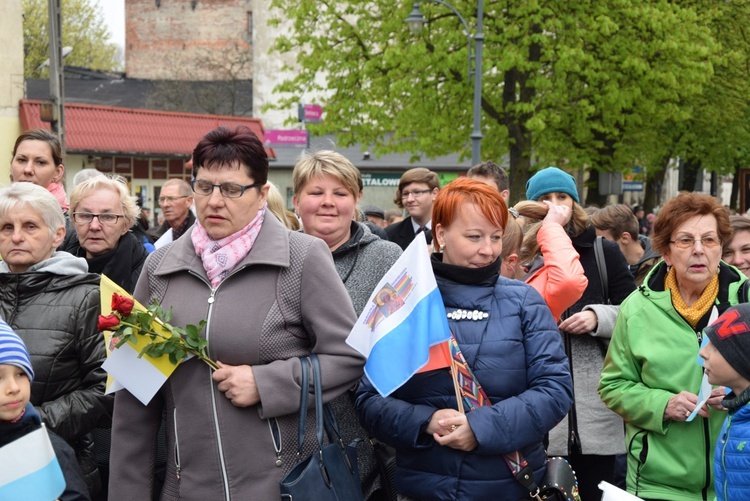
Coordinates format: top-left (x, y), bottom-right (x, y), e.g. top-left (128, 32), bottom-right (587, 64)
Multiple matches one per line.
top-left (1, 127), bottom-right (750, 501)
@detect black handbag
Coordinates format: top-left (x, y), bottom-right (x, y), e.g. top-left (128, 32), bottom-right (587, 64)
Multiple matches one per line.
top-left (370, 438), bottom-right (397, 501)
top-left (538, 457), bottom-right (581, 501)
top-left (279, 354), bottom-right (364, 501)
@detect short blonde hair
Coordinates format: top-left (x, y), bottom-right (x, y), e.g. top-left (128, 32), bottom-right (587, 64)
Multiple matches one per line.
top-left (70, 174), bottom-right (140, 226)
top-left (292, 150), bottom-right (362, 198)
top-left (0, 182), bottom-right (65, 236)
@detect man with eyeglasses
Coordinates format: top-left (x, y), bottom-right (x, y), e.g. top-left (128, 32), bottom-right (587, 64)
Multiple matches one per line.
top-left (385, 168), bottom-right (440, 250)
top-left (147, 179), bottom-right (195, 249)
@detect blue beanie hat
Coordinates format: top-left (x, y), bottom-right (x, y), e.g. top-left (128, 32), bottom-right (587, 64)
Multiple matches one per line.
top-left (525, 166), bottom-right (579, 203)
top-left (0, 320), bottom-right (34, 381)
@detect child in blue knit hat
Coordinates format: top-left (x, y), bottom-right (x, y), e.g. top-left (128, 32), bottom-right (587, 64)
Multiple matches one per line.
top-left (700, 303), bottom-right (750, 501)
top-left (0, 319), bottom-right (90, 500)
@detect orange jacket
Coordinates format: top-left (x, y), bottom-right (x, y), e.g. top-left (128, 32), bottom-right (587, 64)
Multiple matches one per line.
top-left (525, 223), bottom-right (588, 320)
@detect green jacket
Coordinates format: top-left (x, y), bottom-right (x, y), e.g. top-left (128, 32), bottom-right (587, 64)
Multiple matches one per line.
top-left (599, 261), bottom-right (747, 501)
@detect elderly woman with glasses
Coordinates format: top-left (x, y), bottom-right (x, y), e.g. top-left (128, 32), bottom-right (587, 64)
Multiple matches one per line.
top-left (599, 192), bottom-right (747, 500)
top-left (0, 182), bottom-right (112, 496)
top-left (109, 126), bottom-right (365, 500)
top-left (63, 174), bottom-right (149, 293)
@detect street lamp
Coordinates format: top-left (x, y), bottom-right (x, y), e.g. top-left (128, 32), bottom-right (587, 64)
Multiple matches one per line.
top-left (405, 0), bottom-right (484, 166)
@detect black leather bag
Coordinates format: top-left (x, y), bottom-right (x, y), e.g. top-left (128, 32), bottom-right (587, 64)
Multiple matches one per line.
top-left (279, 354), bottom-right (364, 501)
top-left (538, 457), bottom-right (581, 501)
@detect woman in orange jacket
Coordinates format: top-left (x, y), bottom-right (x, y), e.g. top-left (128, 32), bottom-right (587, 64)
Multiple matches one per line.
top-left (500, 201), bottom-right (587, 321)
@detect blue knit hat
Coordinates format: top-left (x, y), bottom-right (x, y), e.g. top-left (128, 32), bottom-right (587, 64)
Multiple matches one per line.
top-left (0, 320), bottom-right (34, 381)
top-left (525, 167), bottom-right (579, 203)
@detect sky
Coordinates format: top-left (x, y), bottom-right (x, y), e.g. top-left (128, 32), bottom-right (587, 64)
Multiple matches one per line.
top-left (94, 0), bottom-right (125, 48)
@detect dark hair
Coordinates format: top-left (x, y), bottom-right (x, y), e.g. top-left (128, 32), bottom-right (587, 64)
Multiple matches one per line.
top-left (191, 126), bottom-right (268, 184)
top-left (591, 204), bottom-right (639, 240)
top-left (394, 168), bottom-right (440, 208)
top-left (652, 192), bottom-right (731, 255)
top-left (12, 129), bottom-right (63, 167)
top-left (467, 161), bottom-right (508, 192)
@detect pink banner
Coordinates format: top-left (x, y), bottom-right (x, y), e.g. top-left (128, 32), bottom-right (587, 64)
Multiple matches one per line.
top-left (304, 104), bottom-right (323, 122)
top-left (264, 130), bottom-right (308, 147)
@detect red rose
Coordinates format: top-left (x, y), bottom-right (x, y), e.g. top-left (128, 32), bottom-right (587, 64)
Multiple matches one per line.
top-left (111, 293), bottom-right (134, 316)
top-left (98, 314), bottom-right (121, 331)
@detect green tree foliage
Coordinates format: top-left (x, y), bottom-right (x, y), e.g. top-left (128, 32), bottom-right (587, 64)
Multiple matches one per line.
top-left (268, 0), bottom-right (747, 203)
top-left (22, 0), bottom-right (118, 77)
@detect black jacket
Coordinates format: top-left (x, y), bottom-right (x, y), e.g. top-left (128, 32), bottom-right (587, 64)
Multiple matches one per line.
top-left (63, 230), bottom-right (149, 293)
top-left (0, 253), bottom-right (113, 494)
top-left (384, 216), bottom-right (432, 250)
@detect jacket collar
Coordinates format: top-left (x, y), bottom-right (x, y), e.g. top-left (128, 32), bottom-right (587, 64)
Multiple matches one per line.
top-left (571, 224), bottom-right (596, 249)
top-left (151, 212), bottom-right (291, 278)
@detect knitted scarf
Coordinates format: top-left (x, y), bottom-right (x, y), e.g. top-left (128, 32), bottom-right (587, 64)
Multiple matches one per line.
top-left (47, 182), bottom-right (69, 212)
top-left (191, 207), bottom-right (265, 288)
top-left (665, 267), bottom-right (719, 328)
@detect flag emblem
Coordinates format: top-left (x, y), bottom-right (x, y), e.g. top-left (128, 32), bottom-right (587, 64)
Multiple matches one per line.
top-left (365, 271), bottom-right (415, 330)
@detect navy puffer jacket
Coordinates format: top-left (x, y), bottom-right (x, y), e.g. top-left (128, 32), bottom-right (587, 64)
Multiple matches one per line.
top-left (356, 261), bottom-right (573, 501)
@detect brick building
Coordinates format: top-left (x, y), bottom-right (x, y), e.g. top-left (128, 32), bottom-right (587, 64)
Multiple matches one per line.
top-left (125, 0), bottom-right (253, 81)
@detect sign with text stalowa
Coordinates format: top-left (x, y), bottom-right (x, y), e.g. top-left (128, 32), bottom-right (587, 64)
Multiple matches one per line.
top-left (264, 130), bottom-right (308, 148)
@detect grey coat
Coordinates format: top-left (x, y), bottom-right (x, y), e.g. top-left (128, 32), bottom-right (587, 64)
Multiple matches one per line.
top-left (108, 214), bottom-right (365, 501)
top-left (332, 221), bottom-right (403, 315)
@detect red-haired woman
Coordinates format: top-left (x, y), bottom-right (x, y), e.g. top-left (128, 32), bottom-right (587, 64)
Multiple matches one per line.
top-left (355, 178), bottom-right (573, 500)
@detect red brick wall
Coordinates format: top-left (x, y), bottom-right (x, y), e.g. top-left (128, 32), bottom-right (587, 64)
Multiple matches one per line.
top-left (126, 0), bottom-right (253, 80)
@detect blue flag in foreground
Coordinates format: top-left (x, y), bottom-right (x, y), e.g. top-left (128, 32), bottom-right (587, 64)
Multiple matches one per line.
top-left (346, 232), bottom-right (451, 396)
top-left (0, 423), bottom-right (65, 500)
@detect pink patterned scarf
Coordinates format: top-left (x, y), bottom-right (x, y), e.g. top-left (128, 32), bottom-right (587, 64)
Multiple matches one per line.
top-left (47, 182), bottom-right (69, 212)
top-left (191, 207), bottom-right (266, 287)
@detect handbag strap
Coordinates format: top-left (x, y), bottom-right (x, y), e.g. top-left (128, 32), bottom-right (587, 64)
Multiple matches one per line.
top-left (296, 355), bottom-right (311, 455)
top-left (449, 334), bottom-right (541, 498)
top-left (310, 353), bottom-right (325, 448)
top-left (594, 235), bottom-right (609, 304)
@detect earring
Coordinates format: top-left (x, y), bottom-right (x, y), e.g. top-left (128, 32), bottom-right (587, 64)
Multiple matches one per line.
top-left (440, 243), bottom-right (445, 251)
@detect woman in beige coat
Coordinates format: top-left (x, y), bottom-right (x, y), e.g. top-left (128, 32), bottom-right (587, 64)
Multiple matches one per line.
top-left (109, 126), bottom-right (365, 500)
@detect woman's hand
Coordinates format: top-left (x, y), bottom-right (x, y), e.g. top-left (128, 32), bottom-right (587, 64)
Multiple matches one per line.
top-left (427, 409), bottom-right (478, 451)
top-left (558, 310), bottom-right (598, 334)
top-left (212, 361), bottom-right (260, 407)
top-left (542, 200), bottom-right (571, 227)
top-left (707, 386), bottom-right (728, 412)
top-left (664, 391), bottom-right (707, 421)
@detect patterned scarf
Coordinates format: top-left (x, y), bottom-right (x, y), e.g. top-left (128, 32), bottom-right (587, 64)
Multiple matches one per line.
top-left (47, 182), bottom-right (69, 212)
top-left (191, 207), bottom-right (265, 288)
top-left (665, 266), bottom-right (719, 328)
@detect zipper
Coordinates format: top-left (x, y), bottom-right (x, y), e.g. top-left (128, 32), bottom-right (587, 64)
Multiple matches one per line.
top-left (204, 285), bottom-right (230, 501)
top-left (173, 408), bottom-right (181, 480)
top-left (188, 265), bottom-right (253, 501)
top-left (268, 418), bottom-right (283, 467)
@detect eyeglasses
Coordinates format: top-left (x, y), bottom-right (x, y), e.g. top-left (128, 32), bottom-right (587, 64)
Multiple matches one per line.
top-left (158, 195), bottom-right (189, 205)
top-left (669, 236), bottom-right (721, 249)
top-left (191, 179), bottom-right (263, 198)
top-left (401, 189), bottom-right (432, 200)
top-left (72, 212), bottom-right (126, 226)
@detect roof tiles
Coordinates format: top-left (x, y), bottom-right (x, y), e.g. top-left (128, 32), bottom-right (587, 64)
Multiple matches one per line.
top-left (19, 99), bottom-right (275, 159)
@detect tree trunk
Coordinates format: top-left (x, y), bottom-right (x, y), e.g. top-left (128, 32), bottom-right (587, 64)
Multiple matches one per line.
top-left (644, 163), bottom-right (669, 213)
top-left (680, 158), bottom-right (702, 192)
top-left (730, 163), bottom-right (740, 211)
top-left (504, 28), bottom-right (540, 205)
